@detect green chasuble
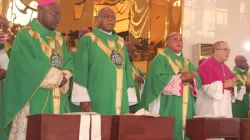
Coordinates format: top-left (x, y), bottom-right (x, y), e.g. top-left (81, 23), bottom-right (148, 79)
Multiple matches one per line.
top-left (130, 62), bottom-right (145, 113)
top-left (0, 19), bottom-right (73, 139)
top-left (0, 43), bottom-right (11, 104)
top-left (138, 48), bottom-right (201, 140)
top-left (0, 43), bottom-right (11, 139)
top-left (74, 27), bottom-right (135, 115)
top-left (232, 67), bottom-right (249, 118)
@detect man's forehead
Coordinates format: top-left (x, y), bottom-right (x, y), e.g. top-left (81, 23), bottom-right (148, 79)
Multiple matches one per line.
top-left (101, 9), bottom-right (115, 15)
top-left (0, 17), bottom-right (8, 23)
top-left (219, 42), bottom-right (229, 48)
top-left (44, 3), bottom-right (60, 11)
top-left (169, 34), bottom-right (182, 39)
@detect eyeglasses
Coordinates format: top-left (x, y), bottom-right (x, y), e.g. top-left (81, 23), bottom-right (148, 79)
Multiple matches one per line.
top-left (215, 48), bottom-right (231, 52)
top-left (43, 10), bottom-right (63, 19)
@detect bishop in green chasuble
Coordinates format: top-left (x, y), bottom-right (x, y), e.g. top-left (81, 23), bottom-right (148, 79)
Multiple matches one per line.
top-left (126, 42), bottom-right (145, 113)
top-left (138, 32), bottom-right (201, 140)
top-left (0, 1), bottom-right (74, 140)
top-left (72, 7), bottom-right (136, 115)
top-left (0, 14), bottom-right (12, 105)
top-left (232, 55), bottom-right (250, 118)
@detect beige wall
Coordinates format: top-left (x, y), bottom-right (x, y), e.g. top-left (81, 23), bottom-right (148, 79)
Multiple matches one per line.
top-left (183, 0), bottom-right (250, 68)
top-left (0, 0), bottom-right (2, 14)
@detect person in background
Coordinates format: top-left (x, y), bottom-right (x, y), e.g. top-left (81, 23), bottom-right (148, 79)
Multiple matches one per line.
top-left (232, 55), bottom-right (250, 118)
top-left (126, 42), bottom-right (144, 113)
top-left (199, 58), bottom-right (206, 66)
top-left (196, 41), bottom-right (238, 119)
top-left (139, 32), bottom-right (201, 140)
top-left (0, 15), bottom-right (11, 81)
top-left (72, 7), bottom-right (136, 115)
top-left (78, 28), bottom-right (91, 39)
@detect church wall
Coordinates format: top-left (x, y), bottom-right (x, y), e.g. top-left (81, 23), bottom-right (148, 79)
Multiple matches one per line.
top-left (182, 0), bottom-right (250, 69)
top-left (0, 0), bottom-right (2, 14)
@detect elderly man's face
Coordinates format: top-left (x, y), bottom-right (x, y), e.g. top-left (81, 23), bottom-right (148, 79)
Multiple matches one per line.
top-left (214, 42), bottom-right (230, 62)
top-left (39, 3), bottom-right (62, 31)
top-left (238, 57), bottom-right (249, 70)
top-left (127, 44), bottom-right (136, 62)
top-left (168, 33), bottom-right (183, 53)
top-left (98, 9), bottom-right (116, 32)
top-left (0, 17), bottom-right (9, 32)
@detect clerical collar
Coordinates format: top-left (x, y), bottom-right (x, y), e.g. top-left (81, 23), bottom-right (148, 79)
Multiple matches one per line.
top-left (239, 68), bottom-right (245, 72)
top-left (176, 53), bottom-right (181, 56)
top-left (99, 28), bottom-right (112, 35)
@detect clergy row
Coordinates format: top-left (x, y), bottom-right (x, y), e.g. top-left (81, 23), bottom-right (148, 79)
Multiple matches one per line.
top-left (0, 0), bottom-right (249, 140)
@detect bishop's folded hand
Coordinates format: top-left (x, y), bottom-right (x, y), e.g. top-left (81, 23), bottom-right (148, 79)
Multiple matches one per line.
top-left (0, 68), bottom-right (6, 80)
top-left (135, 76), bottom-right (144, 86)
top-left (181, 72), bottom-right (196, 81)
top-left (224, 77), bottom-right (238, 88)
top-left (80, 102), bottom-right (92, 112)
top-left (246, 84), bottom-right (250, 93)
top-left (59, 73), bottom-right (68, 88)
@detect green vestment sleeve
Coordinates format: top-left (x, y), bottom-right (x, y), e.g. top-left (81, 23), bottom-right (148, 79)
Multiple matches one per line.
top-left (0, 29), bottom-right (51, 137)
top-left (74, 36), bottom-right (91, 87)
top-left (0, 25), bottom-right (74, 139)
top-left (139, 54), bottom-right (174, 109)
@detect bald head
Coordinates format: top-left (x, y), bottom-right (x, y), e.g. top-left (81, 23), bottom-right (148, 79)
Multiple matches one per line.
top-left (167, 32), bottom-right (179, 40)
top-left (235, 55), bottom-right (249, 70)
top-left (98, 7), bottom-right (116, 32)
top-left (212, 41), bottom-right (226, 49)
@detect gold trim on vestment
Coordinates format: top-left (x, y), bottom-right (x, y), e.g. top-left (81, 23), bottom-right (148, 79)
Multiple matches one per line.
top-left (85, 33), bottom-right (125, 115)
top-left (28, 28), bottom-right (52, 58)
top-left (4, 43), bottom-right (11, 54)
top-left (160, 52), bottom-right (189, 138)
top-left (56, 32), bottom-right (63, 57)
top-left (85, 33), bottom-right (124, 66)
top-left (28, 28), bottom-right (63, 114)
top-left (116, 68), bottom-right (123, 115)
top-left (131, 63), bottom-right (139, 79)
top-left (53, 88), bottom-right (61, 114)
top-left (42, 89), bottom-right (50, 113)
top-left (233, 71), bottom-right (248, 86)
top-left (3, 85), bottom-right (41, 138)
top-left (46, 36), bottom-right (61, 114)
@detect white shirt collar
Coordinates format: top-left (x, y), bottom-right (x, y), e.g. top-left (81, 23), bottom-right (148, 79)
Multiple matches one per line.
top-left (99, 28), bottom-right (112, 35)
top-left (176, 52), bottom-right (181, 56)
top-left (239, 68), bottom-right (245, 72)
